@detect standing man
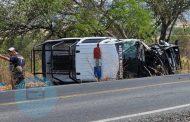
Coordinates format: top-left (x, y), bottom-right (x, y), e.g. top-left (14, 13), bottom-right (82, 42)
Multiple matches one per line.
top-left (93, 43), bottom-right (102, 82)
top-left (0, 47), bottom-right (25, 89)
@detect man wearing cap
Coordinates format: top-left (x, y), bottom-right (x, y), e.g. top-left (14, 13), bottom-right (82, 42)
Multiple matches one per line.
top-left (0, 47), bottom-right (25, 89)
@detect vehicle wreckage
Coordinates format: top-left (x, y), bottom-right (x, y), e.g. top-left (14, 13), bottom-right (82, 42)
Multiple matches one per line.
top-left (122, 39), bottom-right (181, 78)
top-left (32, 37), bottom-right (181, 84)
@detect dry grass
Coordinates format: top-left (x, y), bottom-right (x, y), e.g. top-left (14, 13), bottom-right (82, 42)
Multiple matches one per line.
top-left (0, 60), bottom-right (12, 91)
top-left (26, 82), bottom-right (47, 88)
top-left (0, 61), bottom-right (11, 84)
top-left (180, 56), bottom-right (190, 73)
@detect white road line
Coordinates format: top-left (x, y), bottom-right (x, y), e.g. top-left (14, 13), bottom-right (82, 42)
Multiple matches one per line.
top-left (93, 103), bottom-right (190, 122)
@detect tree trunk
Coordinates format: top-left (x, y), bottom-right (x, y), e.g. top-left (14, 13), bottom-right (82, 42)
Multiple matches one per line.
top-left (114, 23), bottom-right (128, 38)
top-left (167, 17), bottom-right (178, 42)
top-left (159, 23), bottom-right (168, 42)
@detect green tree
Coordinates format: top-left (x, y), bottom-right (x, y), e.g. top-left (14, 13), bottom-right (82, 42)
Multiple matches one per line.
top-left (0, 0), bottom-right (153, 42)
top-left (107, 0), bottom-right (153, 39)
top-left (145, 0), bottom-right (190, 42)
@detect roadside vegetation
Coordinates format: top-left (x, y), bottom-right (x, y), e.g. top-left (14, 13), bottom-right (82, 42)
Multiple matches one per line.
top-left (0, 0), bottom-right (190, 90)
top-left (171, 27), bottom-right (190, 73)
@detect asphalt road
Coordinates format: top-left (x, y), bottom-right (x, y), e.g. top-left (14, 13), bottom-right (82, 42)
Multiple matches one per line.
top-left (0, 74), bottom-right (190, 122)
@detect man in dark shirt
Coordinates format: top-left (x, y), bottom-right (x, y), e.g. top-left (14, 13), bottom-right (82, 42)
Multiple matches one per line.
top-left (0, 47), bottom-right (25, 89)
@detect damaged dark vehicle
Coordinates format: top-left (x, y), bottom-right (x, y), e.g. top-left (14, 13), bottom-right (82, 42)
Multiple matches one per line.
top-left (122, 40), bottom-right (181, 78)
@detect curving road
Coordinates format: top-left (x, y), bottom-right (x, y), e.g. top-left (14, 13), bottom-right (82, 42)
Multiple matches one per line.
top-left (0, 74), bottom-right (190, 122)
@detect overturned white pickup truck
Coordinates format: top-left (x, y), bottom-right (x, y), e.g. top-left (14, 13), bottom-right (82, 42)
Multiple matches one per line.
top-left (32, 37), bottom-right (181, 84)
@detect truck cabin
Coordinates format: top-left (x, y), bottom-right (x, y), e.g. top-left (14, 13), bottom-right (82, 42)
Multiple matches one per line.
top-left (120, 39), bottom-right (148, 78)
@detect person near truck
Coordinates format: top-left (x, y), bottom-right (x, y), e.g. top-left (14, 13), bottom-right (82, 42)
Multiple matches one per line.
top-left (0, 47), bottom-right (25, 89)
top-left (93, 43), bottom-right (102, 81)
